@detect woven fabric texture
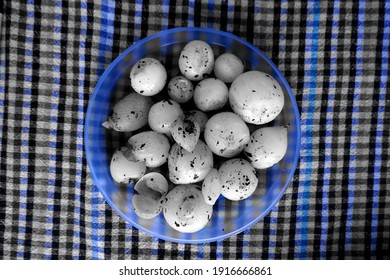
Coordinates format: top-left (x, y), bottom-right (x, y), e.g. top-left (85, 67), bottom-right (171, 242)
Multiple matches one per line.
top-left (0, 0), bottom-right (389, 259)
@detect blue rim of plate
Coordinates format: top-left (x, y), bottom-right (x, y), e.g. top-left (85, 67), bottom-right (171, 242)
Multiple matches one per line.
top-left (84, 27), bottom-right (301, 244)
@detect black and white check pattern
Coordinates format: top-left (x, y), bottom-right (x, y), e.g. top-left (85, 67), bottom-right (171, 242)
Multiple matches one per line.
top-left (0, 0), bottom-right (389, 259)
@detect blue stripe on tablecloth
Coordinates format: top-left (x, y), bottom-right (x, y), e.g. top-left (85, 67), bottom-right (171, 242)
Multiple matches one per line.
top-left (268, 214), bottom-right (278, 259)
top-left (197, 242), bottom-right (204, 259)
top-left (151, 237), bottom-right (158, 257)
top-left (188, 0), bottom-right (195, 27)
top-left (216, 240), bottom-right (223, 259)
top-left (242, 228), bottom-right (250, 259)
top-left (296, 0), bottom-right (320, 259)
top-left (125, 223), bottom-right (131, 255)
top-left (162, 0), bottom-right (169, 30)
top-left (321, 0), bottom-right (340, 260)
top-left (93, 0), bottom-right (115, 260)
top-left (371, 1), bottom-right (389, 256)
top-left (91, 182), bottom-right (100, 260)
top-left (227, 0), bottom-right (234, 32)
top-left (207, 0), bottom-right (214, 28)
top-left (17, 0), bottom-right (36, 259)
top-left (134, 0), bottom-right (143, 41)
top-left (345, 0), bottom-right (365, 255)
top-left (72, 0), bottom-right (88, 259)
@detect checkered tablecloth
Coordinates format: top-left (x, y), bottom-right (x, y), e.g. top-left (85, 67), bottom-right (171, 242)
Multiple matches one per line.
top-left (0, 0), bottom-right (389, 260)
